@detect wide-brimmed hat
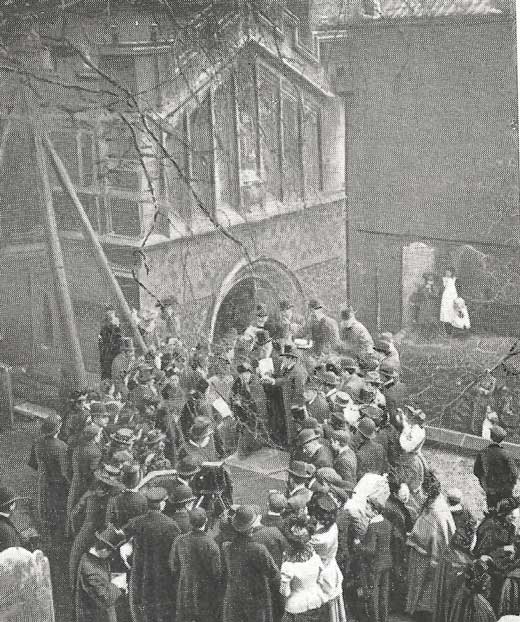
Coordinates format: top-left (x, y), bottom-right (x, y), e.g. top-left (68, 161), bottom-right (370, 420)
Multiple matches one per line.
top-left (316, 370), bottom-right (339, 387)
top-left (41, 414), bottom-right (62, 436)
top-left (144, 429), bottom-right (166, 446)
top-left (170, 484), bottom-right (196, 505)
top-left (335, 391), bottom-right (353, 408)
top-left (357, 417), bottom-right (377, 439)
top-left (287, 461), bottom-right (316, 479)
top-left (95, 524), bottom-right (126, 551)
top-left (94, 463), bottom-right (124, 489)
top-left (110, 428), bottom-right (136, 446)
top-left (295, 429), bottom-right (320, 447)
top-left (189, 417), bottom-right (213, 441)
top-left (0, 487), bottom-right (22, 509)
top-left (268, 491), bottom-right (288, 513)
top-left (176, 456), bottom-right (202, 478)
top-left (280, 344), bottom-right (299, 359)
top-left (232, 505), bottom-right (260, 532)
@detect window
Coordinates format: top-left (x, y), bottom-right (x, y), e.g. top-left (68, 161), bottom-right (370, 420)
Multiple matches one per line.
top-left (302, 99), bottom-right (323, 198)
top-left (287, 0), bottom-right (313, 49)
top-left (213, 73), bottom-right (240, 210)
top-left (163, 114), bottom-right (191, 222)
top-left (107, 196), bottom-right (142, 237)
top-left (257, 66), bottom-right (282, 202)
top-left (281, 82), bottom-right (303, 201)
top-left (48, 127), bottom-right (100, 231)
top-left (236, 60), bottom-right (259, 177)
top-left (189, 93), bottom-right (215, 219)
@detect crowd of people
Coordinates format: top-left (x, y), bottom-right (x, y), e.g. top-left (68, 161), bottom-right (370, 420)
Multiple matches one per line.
top-left (0, 296), bottom-right (519, 622)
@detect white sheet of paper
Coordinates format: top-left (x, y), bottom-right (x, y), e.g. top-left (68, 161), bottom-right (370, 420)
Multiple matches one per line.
top-left (258, 357), bottom-right (274, 376)
top-left (212, 397), bottom-right (233, 419)
top-left (111, 573), bottom-right (128, 592)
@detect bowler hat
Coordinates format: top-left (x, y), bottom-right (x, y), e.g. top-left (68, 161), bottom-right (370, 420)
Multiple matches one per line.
top-left (189, 417), bottom-right (213, 441)
top-left (83, 424), bottom-right (102, 441)
top-left (144, 429), bottom-right (166, 446)
top-left (279, 299), bottom-right (294, 311)
top-left (170, 484), bottom-right (196, 505)
top-left (308, 299), bottom-right (323, 310)
top-left (280, 344), bottom-right (299, 358)
top-left (296, 428), bottom-right (320, 447)
top-left (359, 404), bottom-right (384, 424)
top-left (374, 340), bottom-right (391, 354)
top-left (232, 505), bottom-right (260, 532)
top-left (287, 461), bottom-right (316, 479)
top-left (144, 487), bottom-right (168, 503)
top-left (357, 417), bottom-right (377, 439)
top-left (268, 491), bottom-right (288, 513)
top-left (254, 330), bottom-right (272, 348)
top-left (95, 524), bottom-right (126, 551)
top-left (317, 370), bottom-right (339, 387)
top-left (300, 416), bottom-right (320, 431)
top-left (94, 463), bottom-right (125, 489)
top-left (110, 428), bottom-right (136, 446)
top-left (0, 487), bottom-right (21, 509)
top-left (189, 507), bottom-right (207, 529)
top-left (121, 463), bottom-right (141, 488)
top-left (490, 425), bottom-right (507, 443)
top-left (176, 456), bottom-right (202, 478)
top-left (41, 414), bottom-right (62, 436)
top-left (256, 303), bottom-right (268, 318)
top-left (335, 391), bottom-right (353, 408)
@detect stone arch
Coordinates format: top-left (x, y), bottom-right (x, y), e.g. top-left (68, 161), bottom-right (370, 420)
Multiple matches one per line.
top-left (209, 257), bottom-right (305, 344)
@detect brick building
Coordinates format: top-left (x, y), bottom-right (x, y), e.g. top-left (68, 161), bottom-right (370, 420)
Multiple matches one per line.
top-left (315, 0), bottom-right (519, 333)
top-left (0, 2), bottom-right (346, 388)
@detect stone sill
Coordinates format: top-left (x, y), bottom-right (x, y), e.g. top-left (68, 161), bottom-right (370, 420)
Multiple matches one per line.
top-left (425, 425), bottom-right (520, 461)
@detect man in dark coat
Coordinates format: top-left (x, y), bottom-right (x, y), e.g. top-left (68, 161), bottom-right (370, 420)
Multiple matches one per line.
top-left (105, 463), bottom-right (148, 530)
top-left (353, 418), bottom-right (387, 481)
top-left (169, 507), bottom-right (222, 622)
top-left (264, 344), bottom-right (308, 445)
top-left (473, 425), bottom-right (518, 510)
top-left (75, 525), bottom-right (126, 622)
top-left (31, 414), bottom-right (70, 535)
top-left (330, 429), bottom-right (357, 490)
top-left (261, 491), bottom-right (287, 529)
top-left (123, 487), bottom-right (181, 622)
top-left (307, 299), bottom-right (340, 357)
top-left (285, 461), bottom-right (315, 512)
top-left (338, 306), bottom-right (375, 358)
top-left (163, 484), bottom-right (195, 533)
top-left (98, 306), bottom-right (123, 381)
top-left (67, 424), bottom-right (103, 534)
top-left (178, 378), bottom-right (213, 442)
top-left (222, 505), bottom-right (280, 622)
top-left (0, 487), bottom-right (24, 552)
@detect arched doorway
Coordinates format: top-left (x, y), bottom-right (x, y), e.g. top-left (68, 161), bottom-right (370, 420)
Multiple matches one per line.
top-left (209, 257), bottom-right (304, 344)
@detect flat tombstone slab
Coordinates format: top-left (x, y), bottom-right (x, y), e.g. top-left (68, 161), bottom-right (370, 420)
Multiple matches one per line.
top-left (0, 547), bottom-right (55, 622)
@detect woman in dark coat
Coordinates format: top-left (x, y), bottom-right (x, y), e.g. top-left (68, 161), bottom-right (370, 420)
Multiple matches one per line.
top-left (222, 505), bottom-right (280, 622)
top-left (32, 414), bottom-right (70, 535)
top-left (447, 560), bottom-right (496, 622)
top-left (169, 507), bottom-right (222, 622)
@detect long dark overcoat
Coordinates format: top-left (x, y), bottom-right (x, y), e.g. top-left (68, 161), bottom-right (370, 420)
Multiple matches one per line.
top-left (271, 361), bottom-right (308, 445)
top-left (169, 529), bottom-right (222, 622)
top-left (33, 435), bottom-right (70, 532)
top-left (69, 490), bottom-right (111, 592)
top-left (124, 510), bottom-right (181, 622)
top-left (67, 440), bottom-right (103, 531)
top-left (76, 551), bottom-right (121, 622)
top-left (222, 533), bottom-right (280, 622)
top-left (105, 490), bottom-right (148, 530)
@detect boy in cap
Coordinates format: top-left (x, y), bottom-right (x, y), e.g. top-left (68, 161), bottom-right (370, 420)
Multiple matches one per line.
top-left (295, 429), bottom-right (334, 469)
top-left (169, 507), bottom-right (222, 622)
top-left (75, 524), bottom-right (126, 622)
top-left (286, 461), bottom-right (316, 511)
top-left (105, 463), bottom-right (148, 529)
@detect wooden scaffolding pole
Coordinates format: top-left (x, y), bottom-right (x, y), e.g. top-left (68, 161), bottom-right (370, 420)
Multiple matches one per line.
top-left (33, 129), bottom-right (88, 390)
top-left (44, 134), bottom-right (148, 355)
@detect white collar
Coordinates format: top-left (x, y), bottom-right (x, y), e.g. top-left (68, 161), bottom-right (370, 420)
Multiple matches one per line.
top-left (369, 515), bottom-right (384, 524)
top-left (267, 511), bottom-right (281, 517)
top-left (338, 445), bottom-right (351, 456)
top-left (450, 504), bottom-right (463, 512)
top-left (89, 547), bottom-right (102, 558)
